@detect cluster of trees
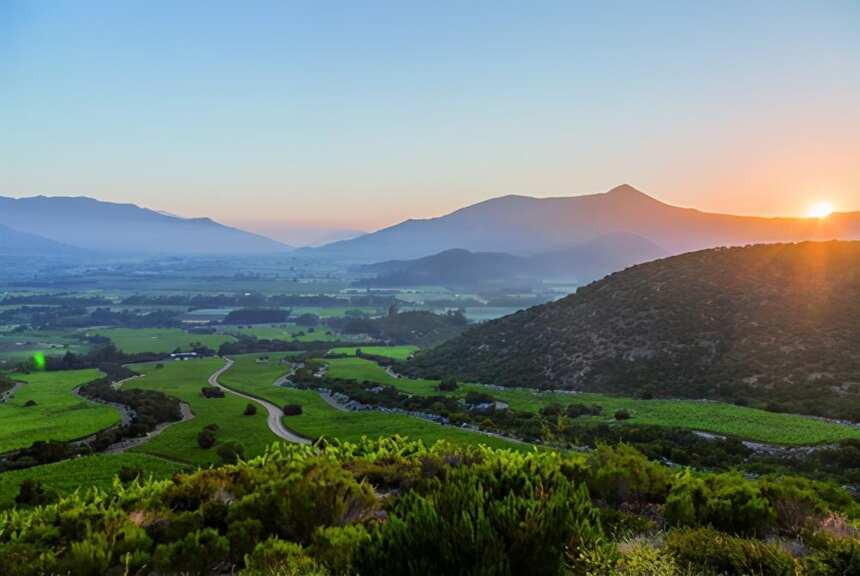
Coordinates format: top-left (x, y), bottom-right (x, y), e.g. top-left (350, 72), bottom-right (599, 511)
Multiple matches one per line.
top-left (405, 242), bottom-right (860, 421)
top-left (3, 438), bottom-right (858, 575)
top-left (119, 292), bottom-right (398, 309)
top-left (223, 308), bottom-right (289, 325)
top-left (328, 310), bottom-right (468, 347)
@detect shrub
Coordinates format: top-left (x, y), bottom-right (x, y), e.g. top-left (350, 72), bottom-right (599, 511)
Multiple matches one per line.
top-left (201, 386), bottom-right (225, 398)
top-left (217, 441), bottom-right (246, 465)
top-left (118, 465), bottom-right (144, 484)
top-left (586, 444), bottom-right (670, 506)
top-left (283, 404), bottom-right (303, 416)
top-left (197, 427), bottom-right (217, 449)
top-left (153, 528), bottom-right (230, 576)
top-left (665, 471), bottom-right (776, 536)
top-left (15, 479), bottom-right (56, 506)
top-left (665, 527), bottom-right (795, 576)
top-left (243, 539), bottom-right (327, 576)
top-left (310, 525), bottom-right (370, 575)
top-left (23, 400), bottom-right (37, 407)
top-left (244, 403), bottom-right (257, 416)
top-left (438, 378), bottom-right (459, 392)
top-left (614, 409), bottom-right (632, 421)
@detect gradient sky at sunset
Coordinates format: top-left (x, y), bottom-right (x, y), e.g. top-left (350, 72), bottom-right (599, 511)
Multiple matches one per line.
top-left (2, 1), bottom-right (858, 242)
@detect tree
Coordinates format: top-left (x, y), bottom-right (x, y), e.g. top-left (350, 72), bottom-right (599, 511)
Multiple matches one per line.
top-left (197, 427), bottom-right (217, 449)
top-left (244, 403), bottom-right (258, 416)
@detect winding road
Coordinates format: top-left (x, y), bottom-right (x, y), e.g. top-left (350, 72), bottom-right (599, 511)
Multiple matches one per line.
top-left (208, 358), bottom-right (311, 445)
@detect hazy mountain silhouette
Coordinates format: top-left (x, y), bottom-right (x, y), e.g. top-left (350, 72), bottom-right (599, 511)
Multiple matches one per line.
top-left (0, 223), bottom-right (86, 256)
top-left (0, 196), bottom-right (289, 254)
top-left (357, 233), bottom-right (666, 288)
top-left (315, 185), bottom-right (860, 261)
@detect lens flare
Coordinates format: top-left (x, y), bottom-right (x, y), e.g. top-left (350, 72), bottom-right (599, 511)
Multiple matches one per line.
top-left (32, 352), bottom-right (46, 371)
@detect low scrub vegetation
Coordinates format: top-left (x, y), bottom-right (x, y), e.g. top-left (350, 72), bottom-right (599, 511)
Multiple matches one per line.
top-left (1, 438), bottom-right (857, 575)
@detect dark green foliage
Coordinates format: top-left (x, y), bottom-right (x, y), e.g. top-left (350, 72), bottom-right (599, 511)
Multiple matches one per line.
top-left (282, 403), bottom-right (303, 416)
top-left (613, 409), bottom-right (632, 420)
top-left (405, 242), bottom-right (860, 420)
top-left (243, 402), bottom-right (258, 416)
top-left (438, 377), bottom-right (459, 392)
top-left (217, 441), bottom-right (246, 465)
top-left (22, 399), bottom-right (37, 407)
top-left (197, 427), bottom-right (217, 449)
top-left (15, 479), bottom-right (56, 506)
top-left (118, 465), bottom-right (144, 484)
top-left (585, 444), bottom-right (670, 506)
top-left (201, 385), bottom-right (225, 398)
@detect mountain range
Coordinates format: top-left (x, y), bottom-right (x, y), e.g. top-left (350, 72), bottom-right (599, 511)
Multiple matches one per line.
top-left (403, 241), bottom-right (860, 420)
top-left (0, 196), bottom-right (288, 254)
top-left (315, 185), bottom-right (860, 262)
top-left (356, 233), bottom-right (667, 288)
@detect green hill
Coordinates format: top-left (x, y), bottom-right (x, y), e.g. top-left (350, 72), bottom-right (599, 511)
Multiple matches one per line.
top-left (405, 241), bottom-right (860, 420)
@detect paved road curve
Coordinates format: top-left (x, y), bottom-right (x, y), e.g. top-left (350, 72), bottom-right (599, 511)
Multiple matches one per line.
top-left (209, 358), bottom-right (311, 445)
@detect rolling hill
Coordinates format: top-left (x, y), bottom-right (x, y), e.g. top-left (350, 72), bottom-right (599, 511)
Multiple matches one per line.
top-left (0, 196), bottom-right (288, 254)
top-left (315, 184), bottom-right (860, 261)
top-left (404, 241), bottom-right (860, 420)
top-left (356, 233), bottom-right (666, 288)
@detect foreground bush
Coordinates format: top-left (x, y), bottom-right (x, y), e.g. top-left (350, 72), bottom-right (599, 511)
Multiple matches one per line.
top-left (1, 438), bottom-right (858, 575)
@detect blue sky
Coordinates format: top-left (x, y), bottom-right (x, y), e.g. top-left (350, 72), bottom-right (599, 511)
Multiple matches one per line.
top-left (2, 1), bottom-right (858, 242)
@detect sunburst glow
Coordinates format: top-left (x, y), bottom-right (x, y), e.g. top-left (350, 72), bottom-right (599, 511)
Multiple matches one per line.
top-left (807, 202), bottom-right (835, 219)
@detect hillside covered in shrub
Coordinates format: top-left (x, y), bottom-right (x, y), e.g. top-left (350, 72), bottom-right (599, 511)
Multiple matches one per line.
top-left (1, 438), bottom-right (859, 575)
top-left (405, 242), bottom-right (860, 420)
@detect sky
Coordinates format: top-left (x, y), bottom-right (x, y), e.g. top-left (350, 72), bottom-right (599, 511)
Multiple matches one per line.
top-left (1, 1), bottom-right (858, 244)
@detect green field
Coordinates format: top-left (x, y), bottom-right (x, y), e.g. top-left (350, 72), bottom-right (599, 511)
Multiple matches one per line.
top-left (225, 324), bottom-right (343, 343)
top-left (0, 329), bottom-right (90, 365)
top-left (0, 453), bottom-right (184, 509)
top-left (220, 354), bottom-right (519, 450)
top-left (290, 306), bottom-right (378, 318)
top-left (92, 328), bottom-right (237, 354)
top-left (125, 358), bottom-right (278, 466)
top-left (324, 356), bottom-right (860, 446)
top-left (329, 345), bottom-right (419, 360)
top-left (0, 369), bottom-right (120, 454)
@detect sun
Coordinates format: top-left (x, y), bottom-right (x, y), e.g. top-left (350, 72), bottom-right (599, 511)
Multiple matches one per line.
top-left (807, 201), bottom-right (835, 219)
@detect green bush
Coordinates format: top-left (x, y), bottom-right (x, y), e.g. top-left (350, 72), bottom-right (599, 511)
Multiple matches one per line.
top-left (242, 538), bottom-right (327, 576)
top-left (665, 470), bottom-right (776, 536)
top-left (153, 528), bottom-right (230, 575)
top-left (586, 444), bottom-right (670, 506)
top-left (217, 441), bottom-right (246, 465)
top-left (665, 527), bottom-right (795, 576)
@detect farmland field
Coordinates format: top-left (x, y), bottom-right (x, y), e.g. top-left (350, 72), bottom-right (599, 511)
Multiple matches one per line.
top-left (219, 353), bottom-right (520, 449)
top-left (0, 369), bottom-right (119, 454)
top-left (125, 358), bottom-right (278, 466)
top-left (0, 329), bottom-right (90, 365)
top-left (225, 324), bottom-right (344, 342)
top-left (0, 453), bottom-right (184, 509)
top-left (324, 356), bottom-right (860, 446)
top-left (329, 345), bottom-right (419, 360)
top-left (92, 328), bottom-right (236, 354)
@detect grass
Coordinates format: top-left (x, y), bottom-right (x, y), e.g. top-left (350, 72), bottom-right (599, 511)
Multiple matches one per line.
top-left (125, 358), bottom-right (278, 466)
top-left (220, 353), bottom-right (520, 450)
top-left (324, 357), bottom-right (860, 446)
top-left (0, 369), bottom-right (120, 454)
top-left (329, 345), bottom-right (419, 360)
top-left (0, 330), bottom-right (90, 365)
top-left (0, 453), bottom-right (185, 510)
top-left (225, 324), bottom-right (343, 343)
top-left (92, 328), bottom-right (236, 354)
